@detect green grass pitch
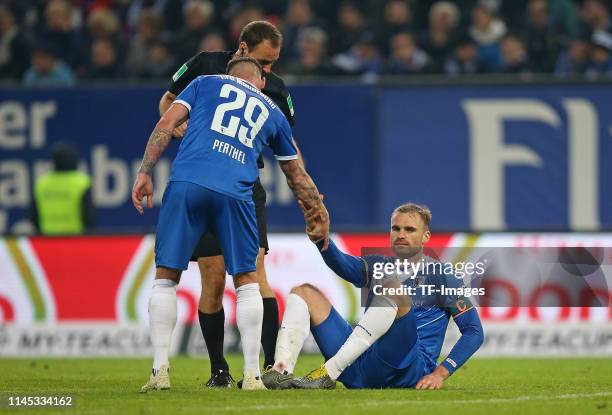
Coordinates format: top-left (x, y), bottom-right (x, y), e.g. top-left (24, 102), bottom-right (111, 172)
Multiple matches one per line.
top-left (1, 356), bottom-right (611, 415)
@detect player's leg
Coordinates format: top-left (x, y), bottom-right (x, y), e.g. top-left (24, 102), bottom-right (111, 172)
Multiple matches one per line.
top-left (255, 249), bottom-right (279, 369)
top-left (361, 310), bottom-right (424, 388)
top-left (275, 283), bottom-right (331, 372)
top-left (262, 283), bottom-right (334, 389)
top-left (141, 182), bottom-right (210, 393)
top-left (252, 179), bottom-right (279, 369)
top-left (232, 271), bottom-right (265, 389)
top-left (191, 232), bottom-right (232, 387)
top-left (294, 279), bottom-right (412, 389)
top-left (142, 267), bottom-right (181, 392)
top-left (211, 192), bottom-right (264, 390)
top-left (324, 279), bottom-right (411, 379)
top-left (197, 254), bottom-right (232, 387)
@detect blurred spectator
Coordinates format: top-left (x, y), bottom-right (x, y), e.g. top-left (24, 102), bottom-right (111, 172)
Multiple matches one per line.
top-left (421, 1), bottom-right (461, 72)
top-left (500, 34), bottom-right (532, 74)
top-left (332, 31), bottom-right (383, 77)
top-left (286, 26), bottom-right (336, 75)
top-left (126, 0), bottom-right (172, 34)
top-left (522, 0), bottom-right (565, 73)
top-left (0, 1), bottom-right (31, 27)
top-left (126, 11), bottom-right (164, 77)
top-left (228, 5), bottom-right (266, 46)
top-left (586, 30), bottom-right (612, 78)
top-left (548, 0), bottom-right (580, 38)
top-left (411, 0), bottom-right (475, 32)
top-left (555, 37), bottom-right (591, 77)
top-left (23, 45), bottom-right (75, 87)
top-left (469, 2), bottom-right (507, 72)
top-left (1, 0), bottom-right (611, 81)
top-left (172, 0), bottom-right (217, 63)
top-left (330, 1), bottom-right (369, 54)
top-left (161, 0), bottom-right (187, 33)
top-left (199, 32), bottom-right (227, 53)
top-left (445, 35), bottom-right (484, 75)
top-left (85, 38), bottom-right (124, 79)
top-left (85, 7), bottom-right (125, 64)
top-left (32, 142), bottom-right (93, 235)
top-left (0, 6), bottom-right (30, 79)
top-left (580, 0), bottom-right (611, 35)
top-left (140, 40), bottom-right (176, 79)
top-left (41, 0), bottom-right (84, 69)
top-left (498, 0), bottom-right (529, 31)
top-left (282, 0), bottom-right (323, 63)
top-left (376, 0), bottom-right (414, 55)
top-left (383, 31), bottom-right (432, 74)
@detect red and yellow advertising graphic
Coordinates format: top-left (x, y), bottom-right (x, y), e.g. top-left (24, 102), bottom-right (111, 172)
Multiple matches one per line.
top-left (1, 233), bottom-right (611, 356)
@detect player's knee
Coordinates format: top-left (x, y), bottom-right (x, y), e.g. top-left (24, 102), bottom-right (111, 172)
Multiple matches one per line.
top-left (291, 283), bottom-right (323, 303)
top-left (198, 256), bottom-right (226, 278)
top-left (378, 280), bottom-right (412, 312)
top-left (199, 293), bottom-right (223, 312)
top-left (233, 271), bottom-right (258, 287)
top-left (155, 267), bottom-right (182, 283)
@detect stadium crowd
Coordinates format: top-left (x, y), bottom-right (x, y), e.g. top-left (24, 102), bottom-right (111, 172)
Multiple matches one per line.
top-left (0, 0), bottom-right (611, 85)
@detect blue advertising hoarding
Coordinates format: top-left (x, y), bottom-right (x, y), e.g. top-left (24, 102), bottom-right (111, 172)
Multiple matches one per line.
top-left (378, 84), bottom-right (612, 230)
top-left (0, 85), bottom-right (375, 233)
top-left (1, 83), bottom-right (610, 233)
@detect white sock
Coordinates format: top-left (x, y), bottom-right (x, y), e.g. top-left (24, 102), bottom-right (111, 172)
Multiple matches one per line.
top-left (273, 293), bottom-right (310, 374)
top-left (236, 282), bottom-right (263, 377)
top-left (324, 296), bottom-right (398, 380)
top-left (149, 279), bottom-right (177, 372)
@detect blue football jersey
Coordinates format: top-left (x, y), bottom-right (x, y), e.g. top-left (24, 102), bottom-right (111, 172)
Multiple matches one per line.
top-left (170, 75), bottom-right (297, 200)
top-left (363, 255), bottom-right (476, 372)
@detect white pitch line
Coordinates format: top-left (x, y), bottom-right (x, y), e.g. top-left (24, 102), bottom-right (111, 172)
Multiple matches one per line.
top-left (210, 391), bottom-right (612, 412)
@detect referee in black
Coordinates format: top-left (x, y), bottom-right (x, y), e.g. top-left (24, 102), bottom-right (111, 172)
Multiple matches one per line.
top-left (158, 20), bottom-right (300, 388)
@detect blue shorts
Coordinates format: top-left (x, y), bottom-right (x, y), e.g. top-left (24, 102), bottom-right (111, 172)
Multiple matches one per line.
top-left (311, 307), bottom-right (428, 389)
top-left (155, 181), bottom-right (258, 275)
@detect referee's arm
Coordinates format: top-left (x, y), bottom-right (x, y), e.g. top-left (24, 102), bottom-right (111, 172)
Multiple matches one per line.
top-left (159, 91), bottom-right (188, 139)
top-left (159, 91), bottom-right (176, 115)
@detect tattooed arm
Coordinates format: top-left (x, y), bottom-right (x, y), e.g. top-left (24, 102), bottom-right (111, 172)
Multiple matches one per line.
top-left (132, 103), bottom-right (189, 214)
top-left (160, 91), bottom-right (188, 139)
top-left (138, 127), bottom-right (173, 175)
top-left (279, 159), bottom-right (330, 249)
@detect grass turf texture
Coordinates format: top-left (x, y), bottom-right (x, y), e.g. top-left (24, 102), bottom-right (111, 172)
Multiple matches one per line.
top-left (1, 356), bottom-right (611, 415)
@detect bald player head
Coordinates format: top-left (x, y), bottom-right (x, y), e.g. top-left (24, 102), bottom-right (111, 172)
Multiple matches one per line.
top-left (226, 56), bottom-right (266, 90)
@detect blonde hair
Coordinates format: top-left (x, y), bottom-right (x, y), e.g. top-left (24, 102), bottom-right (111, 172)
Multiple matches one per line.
top-left (87, 8), bottom-right (119, 35)
top-left (430, 1), bottom-right (460, 27)
top-left (392, 203), bottom-right (432, 229)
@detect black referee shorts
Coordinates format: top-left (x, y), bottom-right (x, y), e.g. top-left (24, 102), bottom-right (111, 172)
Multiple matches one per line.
top-left (190, 178), bottom-right (269, 261)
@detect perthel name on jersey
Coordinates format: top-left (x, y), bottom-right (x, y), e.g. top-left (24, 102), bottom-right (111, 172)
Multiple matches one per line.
top-left (212, 139), bottom-right (245, 164)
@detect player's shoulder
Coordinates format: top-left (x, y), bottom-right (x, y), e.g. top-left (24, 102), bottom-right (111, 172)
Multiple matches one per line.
top-left (188, 74), bottom-right (224, 89)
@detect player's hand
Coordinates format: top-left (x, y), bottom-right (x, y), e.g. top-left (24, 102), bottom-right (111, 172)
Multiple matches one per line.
top-left (415, 372), bottom-right (445, 390)
top-left (316, 202), bottom-right (330, 251)
top-left (299, 198), bottom-right (330, 250)
top-left (299, 194), bottom-right (324, 222)
top-left (172, 120), bottom-right (188, 139)
top-left (132, 172), bottom-right (154, 214)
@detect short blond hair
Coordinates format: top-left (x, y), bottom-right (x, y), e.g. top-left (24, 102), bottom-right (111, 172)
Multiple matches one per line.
top-left (392, 203), bottom-right (432, 229)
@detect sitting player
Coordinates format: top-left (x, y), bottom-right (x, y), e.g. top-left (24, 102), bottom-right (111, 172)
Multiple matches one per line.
top-left (262, 203), bottom-right (484, 389)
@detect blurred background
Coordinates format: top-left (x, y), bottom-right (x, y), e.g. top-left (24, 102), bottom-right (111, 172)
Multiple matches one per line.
top-left (0, 0), bottom-right (611, 358)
